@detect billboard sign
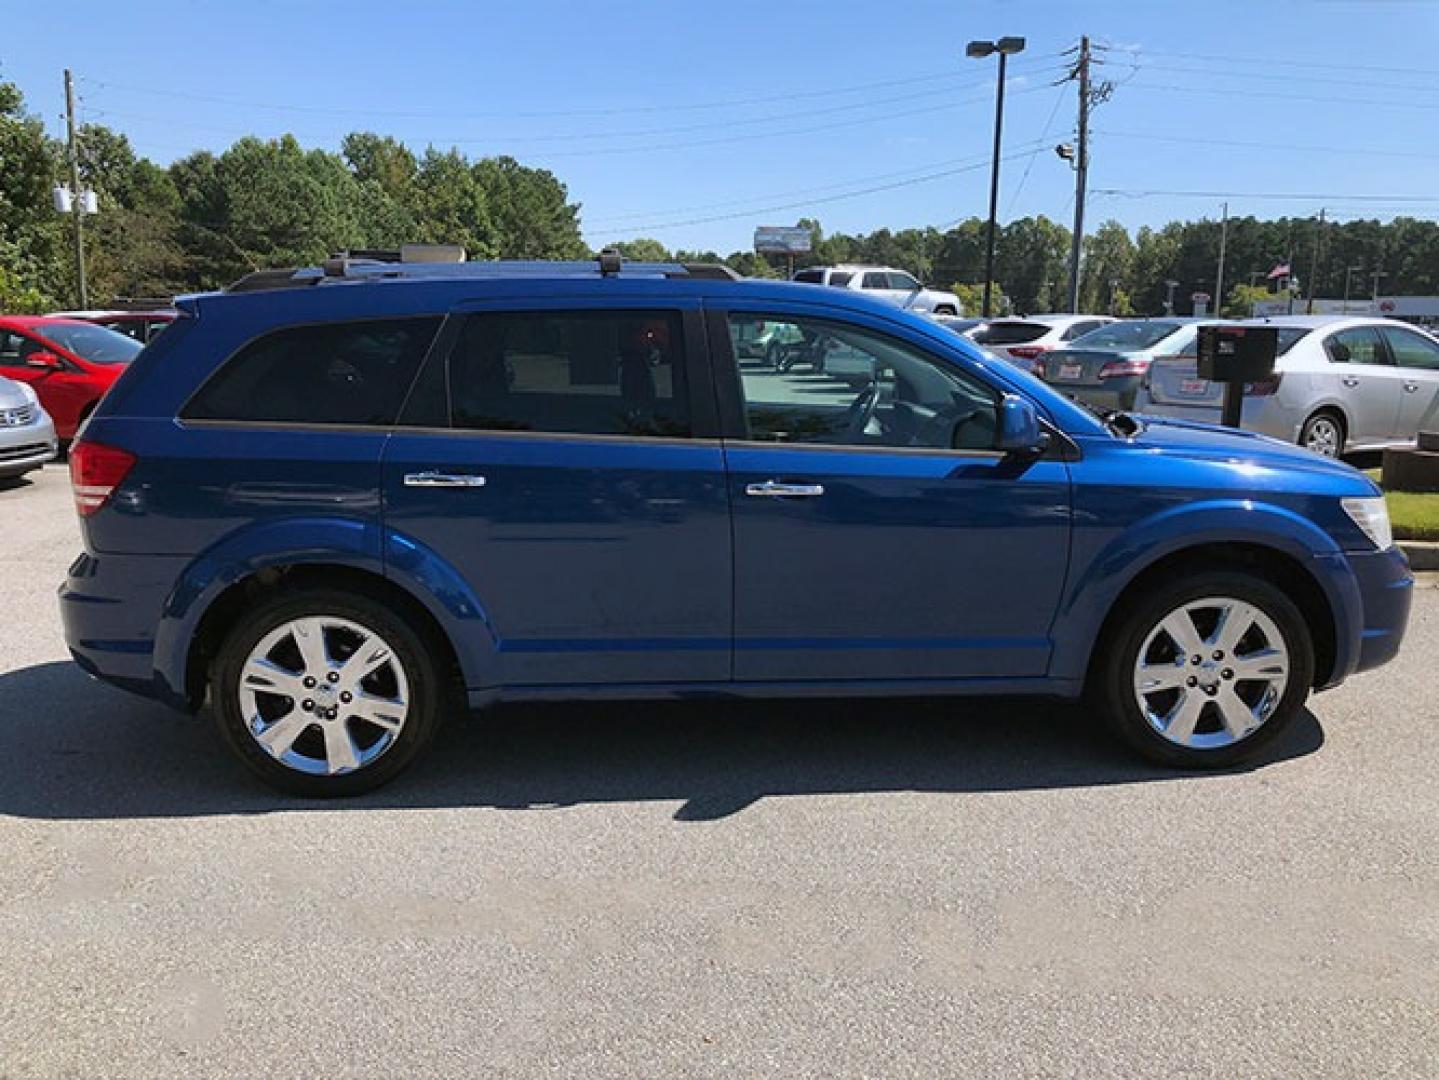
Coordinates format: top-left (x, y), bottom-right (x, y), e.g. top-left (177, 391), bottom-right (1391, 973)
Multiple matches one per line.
top-left (754, 226), bottom-right (812, 255)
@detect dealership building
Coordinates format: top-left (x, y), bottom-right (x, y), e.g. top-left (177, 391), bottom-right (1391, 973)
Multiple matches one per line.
top-left (1252, 296), bottom-right (1439, 329)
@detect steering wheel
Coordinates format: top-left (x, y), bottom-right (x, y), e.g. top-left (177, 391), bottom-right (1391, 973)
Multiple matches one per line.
top-left (946, 404), bottom-right (987, 449)
top-left (844, 382), bottom-right (882, 440)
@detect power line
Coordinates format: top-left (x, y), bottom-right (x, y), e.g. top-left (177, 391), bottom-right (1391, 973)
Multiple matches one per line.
top-left (1097, 129), bottom-right (1439, 162)
top-left (1101, 44), bottom-right (1439, 80)
top-left (1093, 187), bottom-right (1439, 203)
top-left (79, 55), bottom-right (1066, 121)
top-left (1003, 85), bottom-right (1067, 214)
top-left (1127, 79), bottom-right (1439, 111)
top-left (597, 145), bottom-right (1049, 236)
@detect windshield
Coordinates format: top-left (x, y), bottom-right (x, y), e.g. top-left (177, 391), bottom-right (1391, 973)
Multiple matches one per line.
top-left (36, 322), bottom-right (144, 365)
top-left (1069, 321), bottom-right (1184, 351)
top-left (974, 321), bottom-right (1048, 345)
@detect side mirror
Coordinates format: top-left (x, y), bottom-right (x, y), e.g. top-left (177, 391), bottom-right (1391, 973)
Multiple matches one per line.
top-left (24, 351), bottom-right (63, 370)
top-left (995, 394), bottom-right (1046, 454)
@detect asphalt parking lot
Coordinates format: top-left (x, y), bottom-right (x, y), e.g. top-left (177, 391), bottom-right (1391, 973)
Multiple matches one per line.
top-left (1, 462), bottom-right (1436, 1078)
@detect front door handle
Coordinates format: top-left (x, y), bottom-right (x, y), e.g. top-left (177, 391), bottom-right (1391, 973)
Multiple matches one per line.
top-left (1403, 381), bottom-right (1421, 393)
top-left (403, 471), bottom-right (487, 489)
top-left (1341, 376), bottom-right (1360, 388)
top-left (745, 480), bottom-right (825, 498)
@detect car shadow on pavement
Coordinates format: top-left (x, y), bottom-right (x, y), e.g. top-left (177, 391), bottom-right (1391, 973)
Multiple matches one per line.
top-left (0, 660), bottom-right (1325, 822)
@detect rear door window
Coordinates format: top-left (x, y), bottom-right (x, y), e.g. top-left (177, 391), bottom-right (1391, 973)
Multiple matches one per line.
top-left (828, 271), bottom-right (853, 287)
top-left (975, 321), bottom-right (1048, 345)
top-left (1325, 326), bottom-right (1387, 366)
top-left (183, 317), bottom-right (442, 425)
top-left (886, 272), bottom-right (921, 291)
top-left (447, 310), bottom-right (690, 438)
top-left (861, 272), bottom-right (889, 289)
top-left (792, 270), bottom-right (825, 284)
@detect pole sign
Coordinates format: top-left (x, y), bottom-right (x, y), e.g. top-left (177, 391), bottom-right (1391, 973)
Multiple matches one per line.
top-left (1196, 325), bottom-right (1279, 428)
top-left (754, 226), bottom-right (812, 255)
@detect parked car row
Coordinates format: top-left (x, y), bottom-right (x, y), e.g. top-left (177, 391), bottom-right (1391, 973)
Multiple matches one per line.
top-left (926, 310), bottom-right (1439, 458)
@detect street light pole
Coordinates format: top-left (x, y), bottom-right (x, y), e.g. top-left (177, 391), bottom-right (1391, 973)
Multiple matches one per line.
top-left (1344, 265), bottom-right (1363, 310)
top-left (967, 36), bottom-right (1025, 318)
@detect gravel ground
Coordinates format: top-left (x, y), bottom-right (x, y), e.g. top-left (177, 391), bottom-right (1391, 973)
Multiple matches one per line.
top-left (1, 462), bottom-right (1435, 1078)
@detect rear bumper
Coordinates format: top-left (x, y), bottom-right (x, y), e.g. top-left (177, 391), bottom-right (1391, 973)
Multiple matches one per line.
top-left (59, 550), bottom-right (190, 708)
top-left (1137, 399), bottom-right (1300, 443)
top-left (1053, 377), bottom-right (1143, 411)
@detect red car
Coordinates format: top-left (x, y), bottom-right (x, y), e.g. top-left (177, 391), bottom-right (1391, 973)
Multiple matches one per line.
top-left (49, 308), bottom-right (178, 344)
top-left (0, 316), bottom-right (143, 439)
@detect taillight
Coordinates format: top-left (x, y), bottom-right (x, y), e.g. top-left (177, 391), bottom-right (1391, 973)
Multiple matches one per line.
top-left (1097, 358), bottom-right (1151, 380)
top-left (1244, 373), bottom-right (1283, 397)
top-left (69, 440), bottom-right (137, 517)
top-left (1008, 345), bottom-right (1048, 360)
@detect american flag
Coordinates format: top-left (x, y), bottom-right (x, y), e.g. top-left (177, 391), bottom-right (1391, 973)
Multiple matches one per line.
top-left (1266, 263), bottom-right (1292, 281)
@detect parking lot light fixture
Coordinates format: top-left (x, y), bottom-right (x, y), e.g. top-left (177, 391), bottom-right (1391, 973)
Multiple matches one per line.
top-left (967, 36), bottom-right (1026, 318)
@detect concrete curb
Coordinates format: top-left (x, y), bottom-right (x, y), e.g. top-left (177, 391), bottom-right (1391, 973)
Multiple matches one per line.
top-left (1399, 540), bottom-right (1439, 571)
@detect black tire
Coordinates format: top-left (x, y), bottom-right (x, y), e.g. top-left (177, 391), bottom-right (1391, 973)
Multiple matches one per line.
top-left (933, 305), bottom-right (958, 316)
top-left (210, 587), bottom-right (445, 795)
top-left (1298, 409), bottom-right (1346, 458)
top-left (1090, 569), bottom-right (1315, 769)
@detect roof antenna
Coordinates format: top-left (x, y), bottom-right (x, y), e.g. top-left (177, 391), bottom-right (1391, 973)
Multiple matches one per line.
top-left (598, 248), bottom-right (623, 276)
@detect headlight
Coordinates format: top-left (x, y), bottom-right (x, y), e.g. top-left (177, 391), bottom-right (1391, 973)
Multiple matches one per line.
top-left (1341, 496), bottom-right (1393, 551)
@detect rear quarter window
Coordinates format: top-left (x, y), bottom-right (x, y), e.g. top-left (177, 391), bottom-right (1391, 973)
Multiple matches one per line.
top-left (183, 317), bottom-right (442, 426)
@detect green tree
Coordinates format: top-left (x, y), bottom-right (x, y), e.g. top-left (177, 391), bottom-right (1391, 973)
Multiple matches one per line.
top-left (474, 156), bottom-right (586, 259)
top-left (951, 281), bottom-right (1010, 318)
top-left (1078, 220), bottom-right (1134, 314)
top-left (0, 78), bottom-right (67, 306)
top-left (607, 237), bottom-right (671, 262)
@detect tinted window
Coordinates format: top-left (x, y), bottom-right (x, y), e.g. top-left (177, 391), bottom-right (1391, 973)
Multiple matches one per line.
top-left (887, 272), bottom-right (920, 291)
top-left (1382, 326), bottom-right (1439, 370)
top-left (792, 270), bottom-right (825, 284)
top-left (861, 272), bottom-right (889, 289)
top-left (184, 317), bottom-right (441, 425)
top-left (1062, 320), bottom-right (1099, 340)
top-left (828, 271), bottom-right (853, 287)
top-left (1325, 326), bottom-right (1386, 365)
top-left (34, 322), bottom-right (142, 364)
top-left (974, 321), bottom-right (1048, 345)
top-left (726, 313), bottom-right (999, 451)
top-left (1069, 320), bottom-right (1184, 351)
top-left (449, 310), bottom-right (689, 438)
top-left (0, 331), bottom-right (22, 367)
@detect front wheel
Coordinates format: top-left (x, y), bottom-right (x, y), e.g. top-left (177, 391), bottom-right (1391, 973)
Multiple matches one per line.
top-left (211, 588), bottom-right (444, 795)
top-left (1091, 570), bottom-right (1314, 769)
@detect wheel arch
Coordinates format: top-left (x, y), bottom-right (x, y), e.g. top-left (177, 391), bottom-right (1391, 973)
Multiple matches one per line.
top-left (182, 563), bottom-right (465, 711)
top-left (1080, 542), bottom-right (1339, 692)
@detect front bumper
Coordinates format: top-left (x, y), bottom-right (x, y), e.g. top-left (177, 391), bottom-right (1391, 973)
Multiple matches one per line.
top-left (0, 412), bottom-right (58, 476)
top-left (1343, 545), bottom-right (1414, 676)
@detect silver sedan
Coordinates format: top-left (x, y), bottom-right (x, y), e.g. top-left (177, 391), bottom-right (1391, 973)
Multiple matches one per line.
top-left (0, 376), bottom-right (58, 479)
top-left (1136, 316), bottom-right (1439, 456)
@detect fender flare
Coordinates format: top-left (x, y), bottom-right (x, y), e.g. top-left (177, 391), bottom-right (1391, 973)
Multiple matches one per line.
top-left (151, 516), bottom-right (495, 703)
top-left (1049, 499), bottom-right (1362, 684)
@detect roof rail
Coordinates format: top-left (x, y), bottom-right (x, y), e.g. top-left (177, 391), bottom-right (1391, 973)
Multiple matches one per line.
top-left (223, 253), bottom-right (744, 294)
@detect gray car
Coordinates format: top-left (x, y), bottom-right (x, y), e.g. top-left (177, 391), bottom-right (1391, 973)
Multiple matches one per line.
top-left (1040, 318), bottom-right (1213, 411)
top-left (0, 375), bottom-right (58, 479)
top-left (1137, 315), bottom-right (1439, 457)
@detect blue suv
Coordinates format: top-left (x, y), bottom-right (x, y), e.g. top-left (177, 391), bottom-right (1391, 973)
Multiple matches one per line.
top-left (61, 257), bottom-right (1413, 794)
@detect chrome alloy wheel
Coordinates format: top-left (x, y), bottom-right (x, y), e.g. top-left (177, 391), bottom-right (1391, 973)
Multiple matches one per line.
top-left (238, 616), bottom-right (410, 776)
top-left (1132, 597), bottom-right (1290, 750)
top-left (1302, 415), bottom-right (1342, 457)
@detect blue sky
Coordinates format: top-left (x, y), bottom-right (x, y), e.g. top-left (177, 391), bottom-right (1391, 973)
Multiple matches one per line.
top-left (6, 0), bottom-right (1439, 254)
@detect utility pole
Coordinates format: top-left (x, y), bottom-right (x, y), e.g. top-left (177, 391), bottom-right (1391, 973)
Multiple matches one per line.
top-left (1344, 265), bottom-right (1362, 309)
top-left (1214, 201), bottom-right (1228, 317)
top-left (1371, 269), bottom-right (1388, 302)
top-left (1164, 279), bottom-right (1179, 316)
top-left (64, 69), bottom-right (88, 309)
top-left (1305, 208), bottom-right (1325, 315)
top-left (1061, 37), bottom-right (1113, 313)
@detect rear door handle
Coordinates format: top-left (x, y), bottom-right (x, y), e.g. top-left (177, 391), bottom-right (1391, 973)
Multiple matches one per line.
top-left (403, 471), bottom-right (487, 489)
top-left (745, 481), bottom-right (825, 498)
top-left (1404, 382), bottom-right (1421, 393)
top-left (1341, 376), bottom-right (1360, 388)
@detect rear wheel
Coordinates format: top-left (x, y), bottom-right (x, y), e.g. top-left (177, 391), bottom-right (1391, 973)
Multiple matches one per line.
top-left (1299, 410), bottom-right (1345, 457)
top-left (211, 588), bottom-right (443, 795)
top-left (1091, 570), bottom-right (1314, 769)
